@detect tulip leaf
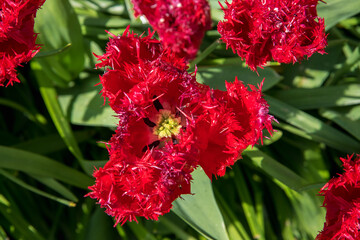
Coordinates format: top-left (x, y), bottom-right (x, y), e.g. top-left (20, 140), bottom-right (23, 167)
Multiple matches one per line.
top-left (243, 147), bottom-right (307, 191)
top-left (197, 63), bottom-right (281, 91)
top-left (266, 95), bottom-right (360, 153)
top-left (318, 0), bottom-right (360, 31)
top-left (35, 0), bottom-right (84, 85)
top-left (0, 169), bottom-right (76, 206)
top-left (320, 105), bottom-right (360, 142)
top-left (58, 76), bottom-right (117, 128)
top-left (272, 84), bottom-right (360, 110)
top-left (0, 146), bottom-right (92, 189)
top-left (172, 168), bottom-right (229, 240)
top-left (0, 194), bottom-right (45, 240)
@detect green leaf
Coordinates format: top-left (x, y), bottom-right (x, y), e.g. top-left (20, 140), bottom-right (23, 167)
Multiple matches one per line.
top-left (30, 175), bottom-right (78, 202)
top-left (172, 168), bottom-right (229, 240)
top-left (209, 0), bottom-right (224, 22)
top-left (318, 0), bottom-right (360, 31)
top-left (35, 0), bottom-right (84, 84)
top-left (32, 61), bottom-right (85, 164)
top-left (266, 184), bottom-right (297, 239)
top-left (0, 145), bottom-right (92, 189)
top-left (320, 105), bottom-right (360, 142)
top-left (72, 0), bottom-right (126, 15)
top-left (83, 208), bottom-right (122, 240)
top-left (0, 194), bottom-right (45, 240)
top-left (0, 169), bottom-right (76, 206)
top-left (262, 130), bottom-right (283, 146)
top-left (272, 84), bottom-right (360, 110)
top-left (197, 63), bottom-right (281, 92)
top-left (82, 160), bottom-right (108, 176)
top-left (266, 95), bottom-right (360, 153)
top-left (189, 40), bottom-right (221, 69)
top-left (78, 16), bottom-right (131, 28)
top-left (281, 42), bottom-right (343, 88)
top-left (274, 122), bottom-right (313, 140)
top-left (35, 43), bottom-right (72, 58)
top-left (12, 130), bottom-right (93, 155)
top-left (158, 216), bottom-right (197, 240)
top-left (233, 167), bottom-right (264, 239)
top-left (0, 98), bottom-right (47, 125)
top-left (279, 185), bottom-right (325, 239)
top-left (214, 188), bottom-right (251, 240)
top-left (83, 39), bottom-right (105, 69)
top-left (242, 147), bottom-right (307, 191)
top-left (81, 26), bottom-right (128, 40)
top-left (0, 226), bottom-right (8, 240)
top-left (325, 45), bottom-right (360, 86)
top-left (58, 76), bottom-right (117, 128)
top-left (127, 222), bottom-right (157, 240)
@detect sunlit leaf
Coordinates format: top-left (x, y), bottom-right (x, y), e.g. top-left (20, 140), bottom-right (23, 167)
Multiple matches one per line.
top-left (35, 0), bottom-right (84, 85)
top-left (172, 168), bottom-right (229, 240)
top-left (266, 96), bottom-right (360, 153)
top-left (272, 84), bottom-right (360, 110)
top-left (318, 0), bottom-right (360, 31)
top-left (197, 63), bottom-right (281, 91)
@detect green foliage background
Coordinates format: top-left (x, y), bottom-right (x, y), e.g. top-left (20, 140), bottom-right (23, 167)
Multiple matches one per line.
top-left (1, 0), bottom-right (360, 239)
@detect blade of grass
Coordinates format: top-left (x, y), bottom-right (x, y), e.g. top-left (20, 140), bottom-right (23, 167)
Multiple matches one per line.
top-left (325, 45), bottom-right (360, 86)
top-left (244, 171), bottom-right (264, 236)
top-left (189, 39), bottom-right (221, 70)
top-left (12, 130), bottom-right (93, 155)
top-left (30, 174), bottom-right (78, 202)
top-left (278, 182), bottom-right (325, 239)
top-left (271, 84), bottom-right (360, 110)
top-left (266, 182), bottom-right (297, 240)
top-left (273, 121), bottom-right (313, 140)
top-left (0, 193), bottom-right (45, 240)
top-left (266, 95), bottom-right (360, 153)
top-left (214, 188), bottom-right (251, 240)
top-left (115, 224), bottom-right (128, 240)
top-left (243, 147), bottom-right (307, 191)
top-left (320, 106), bottom-right (360, 142)
top-left (48, 205), bottom-right (65, 240)
top-left (82, 208), bottom-right (122, 240)
top-left (0, 169), bottom-right (76, 206)
top-left (32, 61), bottom-right (87, 170)
top-left (78, 15), bottom-right (131, 28)
top-left (233, 166), bottom-right (264, 240)
top-left (0, 145), bottom-right (92, 189)
top-left (35, 43), bottom-right (72, 58)
top-left (262, 130), bottom-right (282, 145)
top-left (0, 98), bottom-right (46, 125)
top-left (0, 225), bottom-right (8, 239)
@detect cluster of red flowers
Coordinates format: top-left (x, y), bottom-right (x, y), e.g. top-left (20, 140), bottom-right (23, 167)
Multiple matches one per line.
top-left (217, 0), bottom-right (327, 70)
top-left (0, 0), bottom-right (45, 86)
top-left (86, 27), bottom-right (275, 225)
top-left (130, 0), bottom-right (212, 60)
top-left (317, 154), bottom-right (360, 240)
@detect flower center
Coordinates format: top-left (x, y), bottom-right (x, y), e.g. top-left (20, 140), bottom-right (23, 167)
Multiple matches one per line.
top-left (154, 110), bottom-right (182, 139)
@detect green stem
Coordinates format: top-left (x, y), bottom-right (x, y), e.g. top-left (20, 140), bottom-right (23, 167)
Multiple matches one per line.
top-left (189, 39), bottom-right (221, 70)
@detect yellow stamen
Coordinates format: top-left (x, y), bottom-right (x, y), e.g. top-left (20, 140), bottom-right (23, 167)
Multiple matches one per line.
top-left (154, 110), bottom-right (182, 139)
